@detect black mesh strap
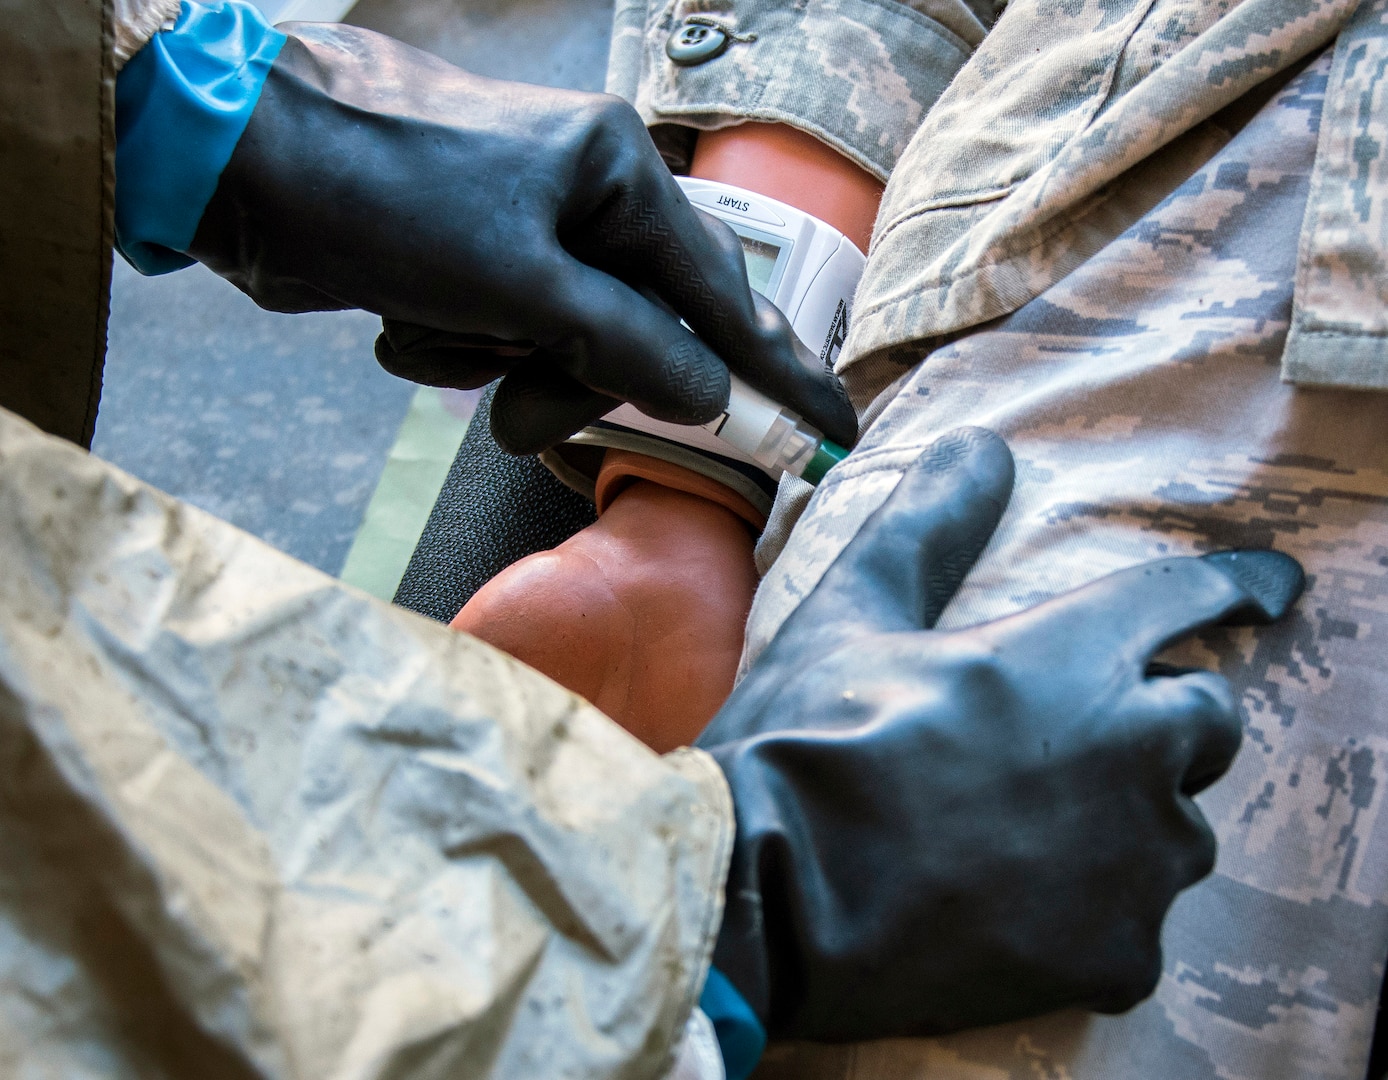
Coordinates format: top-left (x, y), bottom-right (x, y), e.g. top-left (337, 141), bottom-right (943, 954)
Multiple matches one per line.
top-left (393, 384), bottom-right (597, 622)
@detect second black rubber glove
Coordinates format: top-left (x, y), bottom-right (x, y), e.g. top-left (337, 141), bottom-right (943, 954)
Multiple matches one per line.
top-left (699, 428), bottom-right (1304, 1041)
top-left (188, 24), bottom-right (856, 455)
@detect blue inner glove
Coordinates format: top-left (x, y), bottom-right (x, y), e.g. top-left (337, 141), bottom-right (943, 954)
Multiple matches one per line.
top-left (115, 0), bottom-right (285, 274)
top-left (700, 966), bottom-right (767, 1080)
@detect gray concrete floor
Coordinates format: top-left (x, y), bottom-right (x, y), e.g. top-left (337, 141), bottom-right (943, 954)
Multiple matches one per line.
top-left (94, 0), bottom-right (612, 575)
top-left (94, 262), bottom-right (408, 573)
top-left (349, 0), bottom-right (612, 91)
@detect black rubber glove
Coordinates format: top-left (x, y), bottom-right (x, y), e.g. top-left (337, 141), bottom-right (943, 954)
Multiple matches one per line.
top-left (699, 427), bottom-right (1305, 1041)
top-left (188, 24), bottom-right (856, 455)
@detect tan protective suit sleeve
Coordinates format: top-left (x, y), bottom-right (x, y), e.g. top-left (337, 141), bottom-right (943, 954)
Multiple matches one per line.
top-left (0, 405), bottom-right (733, 1080)
top-left (114, 0), bottom-right (183, 67)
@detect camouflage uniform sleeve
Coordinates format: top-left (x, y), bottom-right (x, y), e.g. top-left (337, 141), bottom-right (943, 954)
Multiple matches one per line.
top-left (113, 0), bottom-right (184, 68)
top-left (1281, 0), bottom-right (1388, 391)
top-left (606, 0), bottom-right (1000, 181)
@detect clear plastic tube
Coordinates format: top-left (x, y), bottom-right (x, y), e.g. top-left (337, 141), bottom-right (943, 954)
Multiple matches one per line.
top-left (706, 376), bottom-right (846, 484)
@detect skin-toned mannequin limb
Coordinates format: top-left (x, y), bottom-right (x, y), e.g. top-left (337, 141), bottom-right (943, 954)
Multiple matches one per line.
top-left (453, 123), bottom-right (884, 750)
top-left (453, 458), bottom-right (761, 752)
top-left (689, 122), bottom-right (883, 255)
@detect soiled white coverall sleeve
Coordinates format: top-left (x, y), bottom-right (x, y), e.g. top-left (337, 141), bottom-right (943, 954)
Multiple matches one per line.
top-left (0, 405), bottom-right (733, 1080)
top-left (114, 0), bottom-right (185, 67)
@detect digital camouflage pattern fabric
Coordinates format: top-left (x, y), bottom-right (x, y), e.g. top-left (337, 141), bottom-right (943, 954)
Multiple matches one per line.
top-left (607, 0), bottom-right (996, 182)
top-left (609, 0), bottom-right (1388, 391)
top-left (1284, 0), bottom-right (1388, 390)
top-left (611, 0), bottom-right (1388, 1069)
top-left (846, 0), bottom-right (1359, 374)
top-left (744, 56), bottom-right (1388, 1080)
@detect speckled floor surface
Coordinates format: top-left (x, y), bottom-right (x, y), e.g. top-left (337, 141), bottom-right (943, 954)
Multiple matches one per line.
top-left (94, 260), bottom-right (408, 574)
top-left (93, 0), bottom-right (612, 576)
top-left (348, 0), bottom-right (612, 91)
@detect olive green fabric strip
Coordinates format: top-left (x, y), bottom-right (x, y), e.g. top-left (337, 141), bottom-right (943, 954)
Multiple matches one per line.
top-left (0, 0), bottom-right (114, 447)
top-left (338, 385), bottom-right (475, 600)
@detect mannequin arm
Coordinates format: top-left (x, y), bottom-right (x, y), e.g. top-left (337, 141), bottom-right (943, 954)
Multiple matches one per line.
top-left (690, 123), bottom-right (884, 254)
top-left (453, 473), bottom-right (759, 752)
top-left (455, 123), bottom-right (882, 752)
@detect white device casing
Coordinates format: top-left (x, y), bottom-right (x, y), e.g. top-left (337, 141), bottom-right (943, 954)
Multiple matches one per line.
top-left (677, 177), bottom-right (864, 354)
top-left (597, 178), bottom-right (866, 478)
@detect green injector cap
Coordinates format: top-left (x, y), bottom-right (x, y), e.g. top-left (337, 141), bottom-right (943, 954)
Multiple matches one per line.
top-left (801, 439), bottom-right (849, 486)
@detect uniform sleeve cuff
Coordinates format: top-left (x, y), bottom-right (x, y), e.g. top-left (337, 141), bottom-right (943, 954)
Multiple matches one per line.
top-left (609, 0), bottom-right (982, 180)
top-left (699, 966), bottom-right (768, 1080)
top-left (114, 0), bottom-right (286, 274)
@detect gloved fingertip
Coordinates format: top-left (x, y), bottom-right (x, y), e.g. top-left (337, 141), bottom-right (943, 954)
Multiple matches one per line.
top-left (375, 338), bottom-right (514, 389)
top-left (743, 292), bottom-right (858, 445)
top-left (658, 338), bottom-right (732, 423)
top-left (488, 415), bottom-right (548, 456)
top-left (372, 331), bottom-right (398, 367)
top-left (1199, 550), bottom-right (1305, 624)
top-left (907, 427), bottom-right (1015, 494)
top-left (817, 386), bottom-right (859, 449)
top-left (378, 318), bottom-right (434, 353)
top-left (490, 371), bottom-right (616, 455)
top-left (488, 403), bottom-right (574, 456)
top-left (691, 206), bottom-right (744, 260)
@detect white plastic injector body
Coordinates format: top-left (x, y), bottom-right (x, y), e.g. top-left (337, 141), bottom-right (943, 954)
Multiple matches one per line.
top-left (596, 177), bottom-right (865, 483)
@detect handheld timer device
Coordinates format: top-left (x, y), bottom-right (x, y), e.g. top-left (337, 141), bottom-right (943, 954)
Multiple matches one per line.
top-left (597, 176), bottom-right (866, 485)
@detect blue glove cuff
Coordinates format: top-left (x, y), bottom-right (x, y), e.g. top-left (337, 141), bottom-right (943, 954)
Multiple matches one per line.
top-left (699, 966), bottom-right (767, 1080)
top-left (115, 0), bottom-right (285, 274)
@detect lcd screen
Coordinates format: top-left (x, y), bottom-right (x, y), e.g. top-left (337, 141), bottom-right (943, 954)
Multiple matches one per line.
top-left (740, 235), bottom-right (783, 297)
